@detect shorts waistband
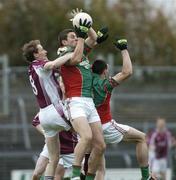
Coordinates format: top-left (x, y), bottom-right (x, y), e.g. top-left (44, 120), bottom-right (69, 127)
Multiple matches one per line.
top-left (40, 104), bottom-right (53, 111)
top-left (66, 97), bottom-right (93, 101)
top-left (102, 121), bottom-right (112, 130)
top-left (40, 103), bottom-right (64, 117)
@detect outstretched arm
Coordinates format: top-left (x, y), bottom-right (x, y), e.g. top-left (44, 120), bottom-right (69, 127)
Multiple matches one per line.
top-left (44, 36), bottom-right (87, 69)
top-left (112, 39), bottom-right (132, 83)
top-left (44, 52), bottom-right (73, 70)
top-left (69, 8), bottom-right (108, 48)
top-left (69, 8), bottom-right (97, 48)
top-left (85, 26), bottom-right (109, 48)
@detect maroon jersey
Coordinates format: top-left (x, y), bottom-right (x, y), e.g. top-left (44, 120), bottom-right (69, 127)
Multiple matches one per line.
top-left (59, 130), bottom-right (77, 154)
top-left (149, 129), bottom-right (172, 159)
top-left (28, 60), bottom-right (63, 116)
top-left (32, 114), bottom-right (77, 154)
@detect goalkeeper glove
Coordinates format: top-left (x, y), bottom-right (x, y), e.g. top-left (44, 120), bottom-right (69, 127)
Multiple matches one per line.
top-left (114, 38), bottom-right (127, 50)
top-left (74, 19), bottom-right (91, 39)
top-left (96, 26), bottom-right (109, 44)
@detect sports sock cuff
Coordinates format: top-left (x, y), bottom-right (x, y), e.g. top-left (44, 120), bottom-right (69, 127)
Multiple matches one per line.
top-left (44, 176), bottom-right (54, 180)
top-left (86, 173), bottom-right (96, 179)
top-left (72, 165), bottom-right (81, 178)
top-left (141, 165), bottom-right (149, 179)
top-left (73, 165), bottom-right (82, 169)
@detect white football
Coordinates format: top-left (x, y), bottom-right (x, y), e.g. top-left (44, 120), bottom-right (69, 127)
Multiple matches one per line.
top-left (72, 12), bottom-right (93, 28)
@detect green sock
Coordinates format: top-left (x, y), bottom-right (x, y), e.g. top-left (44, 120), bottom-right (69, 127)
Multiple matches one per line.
top-left (72, 165), bottom-right (81, 178)
top-left (141, 166), bottom-right (150, 179)
top-left (85, 173), bottom-right (95, 180)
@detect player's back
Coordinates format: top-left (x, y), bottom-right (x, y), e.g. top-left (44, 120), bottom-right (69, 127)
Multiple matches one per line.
top-left (92, 74), bottom-right (119, 124)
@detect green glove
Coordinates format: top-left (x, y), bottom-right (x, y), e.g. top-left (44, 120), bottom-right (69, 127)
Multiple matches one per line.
top-left (114, 38), bottom-right (127, 50)
top-left (96, 26), bottom-right (109, 44)
top-left (74, 19), bottom-right (91, 39)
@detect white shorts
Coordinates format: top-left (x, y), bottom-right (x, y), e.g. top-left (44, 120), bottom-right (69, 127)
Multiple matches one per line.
top-left (40, 144), bottom-right (74, 168)
top-left (65, 97), bottom-right (100, 123)
top-left (148, 149), bottom-right (155, 171)
top-left (152, 158), bottom-right (167, 173)
top-left (39, 104), bottom-right (71, 137)
top-left (102, 120), bottom-right (130, 144)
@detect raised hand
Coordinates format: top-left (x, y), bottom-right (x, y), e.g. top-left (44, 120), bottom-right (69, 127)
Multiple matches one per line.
top-left (69, 8), bottom-right (83, 21)
top-left (74, 19), bottom-right (91, 39)
top-left (96, 26), bottom-right (109, 44)
top-left (114, 38), bottom-right (127, 50)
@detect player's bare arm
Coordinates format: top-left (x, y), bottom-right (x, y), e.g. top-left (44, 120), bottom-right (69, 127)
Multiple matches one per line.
top-left (66, 18), bottom-right (91, 66)
top-left (69, 8), bottom-right (96, 48)
top-left (86, 26), bottom-right (109, 48)
top-left (85, 27), bottom-right (98, 48)
top-left (44, 53), bottom-right (73, 70)
top-left (112, 39), bottom-right (132, 84)
top-left (66, 38), bottom-right (85, 65)
top-left (70, 9), bottom-right (108, 49)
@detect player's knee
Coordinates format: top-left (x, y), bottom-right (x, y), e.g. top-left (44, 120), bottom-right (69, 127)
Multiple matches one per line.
top-left (82, 132), bottom-right (92, 145)
top-left (50, 155), bottom-right (59, 166)
top-left (98, 162), bottom-right (106, 173)
top-left (32, 172), bottom-right (42, 179)
top-left (139, 132), bottom-right (146, 143)
top-left (100, 141), bottom-right (106, 153)
top-left (83, 136), bottom-right (92, 147)
top-left (94, 140), bottom-right (106, 154)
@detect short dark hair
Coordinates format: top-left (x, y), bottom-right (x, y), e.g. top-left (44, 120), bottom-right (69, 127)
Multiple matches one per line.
top-left (92, 59), bottom-right (107, 75)
top-left (22, 40), bottom-right (40, 62)
top-left (58, 29), bottom-right (75, 47)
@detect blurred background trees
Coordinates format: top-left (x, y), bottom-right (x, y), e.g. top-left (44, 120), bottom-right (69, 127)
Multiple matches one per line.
top-left (0, 0), bottom-right (176, 66)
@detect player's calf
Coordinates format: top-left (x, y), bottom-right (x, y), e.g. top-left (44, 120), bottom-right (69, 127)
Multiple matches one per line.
top-left (87, 122), bottom-right (106, 175)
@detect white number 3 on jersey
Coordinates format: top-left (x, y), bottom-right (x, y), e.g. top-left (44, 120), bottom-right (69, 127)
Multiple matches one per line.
top-left (29, 75), bottom-right (38, 95)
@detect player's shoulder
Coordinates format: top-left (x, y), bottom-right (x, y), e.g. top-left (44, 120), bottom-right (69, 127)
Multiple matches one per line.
top-left (109, 77), bottom-right (119, 87)
top-left (32, 60), bottom-right (48, 67)
top-left (28, 60), bottom-right (47, 72)
top-left (150, 130), bottom-right (158, 138)
top-left (92, 73), bottom-right (104, 85)
top-left (93, 74), bottom-right (111, 89)
top-left (57, 46), bottom-right (74, 57)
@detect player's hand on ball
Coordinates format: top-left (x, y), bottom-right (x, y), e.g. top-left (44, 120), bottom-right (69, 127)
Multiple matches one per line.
top-left (96, 26), bottom-right (109, 44)
top-left (70, 8), bottom-right (83, 21)
top-left (74, 19), bottom-right (91, 39)
top-left (114, 38), bottom-right (128, 50)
